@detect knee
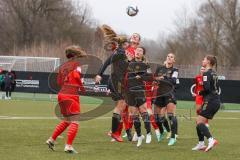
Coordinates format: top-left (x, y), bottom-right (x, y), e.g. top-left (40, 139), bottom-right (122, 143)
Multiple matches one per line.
top-left (113, 113), bottom-right (121, 121)
top-left (141, 112), bottom-right (150, 122)
top-left (167, 113), bottom-right (174, 120)
top-left (196, 123), bottom-right (205, 130)
top-left (168, 113), bottom-right (177, 124)
top-left (131, 114), bottom-right (140, 121)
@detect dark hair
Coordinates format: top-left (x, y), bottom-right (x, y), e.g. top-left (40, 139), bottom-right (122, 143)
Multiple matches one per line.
top-left (206, 55), bottom-right (217, 70)
top-left (137, 46), bottom-right (146, 55)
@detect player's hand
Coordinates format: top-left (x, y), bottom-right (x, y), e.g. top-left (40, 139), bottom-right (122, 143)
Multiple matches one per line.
top-left (192, 93), bottom-right (196, 97)
top-left (95, 75), bottom-right (102, 84)
top-left (152, 80), bottom-right (159, 86)
top-left (135, 75), bottom-right (141, 79)
top-left (106, 89), bottom-right (111, 95)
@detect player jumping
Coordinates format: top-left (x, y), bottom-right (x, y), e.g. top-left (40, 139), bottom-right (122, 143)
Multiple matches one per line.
top-left (153, 53), bottom-right (179, 146)
top-left (125, 46), bottom-right (152, 147)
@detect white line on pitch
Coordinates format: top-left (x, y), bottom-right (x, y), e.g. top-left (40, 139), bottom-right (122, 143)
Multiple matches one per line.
top-left (0, 116), bottom-right (240, 120)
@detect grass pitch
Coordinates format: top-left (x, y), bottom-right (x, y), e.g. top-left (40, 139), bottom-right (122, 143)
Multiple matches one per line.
top-left (0, 94), bottom-right (240, 160)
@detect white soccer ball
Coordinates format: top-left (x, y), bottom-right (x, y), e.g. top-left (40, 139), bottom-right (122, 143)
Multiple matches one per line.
top-left (126, 6), bottom-right (139, 17)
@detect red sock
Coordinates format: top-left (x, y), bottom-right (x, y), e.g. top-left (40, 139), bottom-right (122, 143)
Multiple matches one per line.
top-left (52, 121), bottom-right (70, 141)
top-left (67, 122), bottom-right (79, 145)
top-left (150, 114), bottom-right (158, 130)
top-left (122, 106), bottom-right (130, 130)
top-left (146, 97), bottom-right (152, 109)
top-left (206, 119), bottom-right (209, 124)
top-left (196, 109), bottom-right (201, 115)
top-left (117, 122), bottom-right (123, 136)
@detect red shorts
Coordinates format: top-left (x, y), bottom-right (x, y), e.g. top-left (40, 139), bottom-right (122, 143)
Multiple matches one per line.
top-left (58, 93), bottom-right (80, 116)
top-left (195, 95), bottom-right (203, 106)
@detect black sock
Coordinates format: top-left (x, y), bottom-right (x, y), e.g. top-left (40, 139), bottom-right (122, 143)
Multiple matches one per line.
top-left (175, 117), bottom-right (178, 134)
top-left (168, 113), bottom-right (177, 138)
top-left (132, 115), bottom-right (141, 137)
top-left (197, 123), bottom-right (212, 139)
top-left (155, 114), bottom-right (164, 134)
top-left (196, 125), bottom-right (204, 141)
top-left (141, 112), bottom-right (151, 134)
top-left (163, 117), bottom-right (170, 132)
top-left (112, 113), bottom-right (121, 133)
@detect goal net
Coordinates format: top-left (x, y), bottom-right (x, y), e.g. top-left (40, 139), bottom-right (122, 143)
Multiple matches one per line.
top-left (0, 56), bottom-right (60, 72)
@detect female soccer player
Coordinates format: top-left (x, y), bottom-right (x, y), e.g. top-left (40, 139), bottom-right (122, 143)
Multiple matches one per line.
top-left (125, 46), bottom-right (152, 147)
top-left (120, 33), bottom-right (141, 141)
top-left (192, 55), bottom-right (220, 152)
top-left (105, 33), bottom-right (141, 142)
top-left (144, 78), bottom-right (160, 140)
top-left (46, 45), bottom-right (86, 154)
top-left (193, 67), bottom-right (209, 127)
top-left (95, 34), bottom-right (131, 142)
top-left (154, 53), bottom-right (179, 146)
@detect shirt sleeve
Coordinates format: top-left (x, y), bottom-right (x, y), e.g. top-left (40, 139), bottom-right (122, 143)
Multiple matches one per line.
top-left (199, 72), bottom-right (211, 95)
top-left (165, 68), bottom-right (178, 85)
top-left (97, 54), bottom-right (113, 76)
top-left (74, 67), bottom-right (85, 93)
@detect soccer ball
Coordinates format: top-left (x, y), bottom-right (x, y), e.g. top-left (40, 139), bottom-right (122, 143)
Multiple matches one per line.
top-left (126, 6), bottom-right (139, 17)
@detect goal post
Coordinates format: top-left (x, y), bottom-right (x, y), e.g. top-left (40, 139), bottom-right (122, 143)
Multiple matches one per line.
top-left (0, 56), bottom-right (60, 72)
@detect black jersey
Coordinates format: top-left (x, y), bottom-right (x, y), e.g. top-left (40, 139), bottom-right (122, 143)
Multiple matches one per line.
top-left (127, 60), bottom-right (150, 88)
top-left (154, 65), bottom-right (179, 91)
top-left (199, 69), bottom-right (220, 102)
top-left (97, 47), bottom-right (128, 81)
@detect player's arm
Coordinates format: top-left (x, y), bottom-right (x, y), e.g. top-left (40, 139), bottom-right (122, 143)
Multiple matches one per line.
top-left (137, 63), bottom-right (153, 81)
top-left (165, 68), bottom-right (179, 85)
top-left (95, 54), bottom-right (114, 83)
top-left (97, 54), bottom-right (113, 76)
top-left (154, 65), bottom-right (164, 80)
top-left (75, 67), bottom-right (86, 93)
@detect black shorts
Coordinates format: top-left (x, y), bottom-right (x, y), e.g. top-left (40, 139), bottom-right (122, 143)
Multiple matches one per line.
top-left (109, 77), bottom-right (124, 101)
top-left (125, 86), bottom-right (146, 107)
top-left (153, 93), bottom-right (176, 107)
top-left (200, 99), bottom-right (220, 119)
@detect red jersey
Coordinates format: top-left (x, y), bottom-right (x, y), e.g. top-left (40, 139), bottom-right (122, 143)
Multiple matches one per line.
top-left (194, 74), bottom-right (203, 95)
top-left (194, 74), bottom-right (204, 105)
top-left (126, 46), bottom-right (135, 58)
top-left (145, 81), bottom-right (153, 98)
top-left (57, 60), bottom-right (85, 95)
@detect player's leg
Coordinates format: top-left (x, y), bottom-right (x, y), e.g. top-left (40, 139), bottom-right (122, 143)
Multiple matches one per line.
top-left (129, 106), bottom-right (144, 147)
top-left (146, 97), bottom-right (160, 138)
top-left (166, 103), bottom-right (178, 146)
top-left (192, 115), bottom-right (207, 151)
top-left (121, 105), bottom-right (133, 141)
top-left (196, 96), bottom-right (209, 127)
top-left (162, 115), bottom-right (171, 139)
top-left (5, 86), bottom-right (9, 99)
top-left (195, 100), bottom-right (220, 152)
top-left (46, 118), bottom-right (70, 151)
top-left (154, 106), bottom-right (166, 142)
top-left (139, 103), bottom-right (151, 144)
top-left (111, 100), bottom-right (126, 142)
top-left (46, 97), bottom-right (72, 151)
top-left (64, 114), bottom-right (80, 154)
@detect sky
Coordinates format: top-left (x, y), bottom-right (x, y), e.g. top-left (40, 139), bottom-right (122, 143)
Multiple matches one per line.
top-left (82, 0), bottom-right (206, 40)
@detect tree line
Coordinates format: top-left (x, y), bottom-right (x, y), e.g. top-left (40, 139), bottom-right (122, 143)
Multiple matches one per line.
top-left (0, 0), bottom-right (239, 66)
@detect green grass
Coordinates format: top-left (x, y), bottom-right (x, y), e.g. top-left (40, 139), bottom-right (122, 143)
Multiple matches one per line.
top-left (0, 95), bottom-right (240, 160)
